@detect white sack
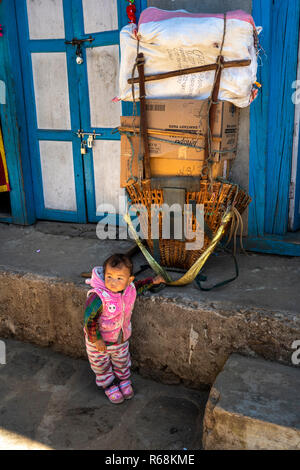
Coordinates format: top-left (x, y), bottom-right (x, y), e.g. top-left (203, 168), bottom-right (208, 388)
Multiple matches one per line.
top-left (119, 8), bottom-right (261, 108)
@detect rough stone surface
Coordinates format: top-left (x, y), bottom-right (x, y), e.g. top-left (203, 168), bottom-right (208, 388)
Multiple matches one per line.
top-left (0, 338), bottom-right (208, 450)
top-left (202, 354), bottom-right (300, 450)
top-left (0, 222), bottom-right (300, 388)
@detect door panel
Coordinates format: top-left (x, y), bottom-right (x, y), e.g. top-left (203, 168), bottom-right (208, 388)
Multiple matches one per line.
top-left (93, 140), bottom-right (124, 213)
top-left (26, 0), bottom-right (65, 39)
top-left (39, 140), bottom-right (77, 211)
top-left (86, 45), bottom-right (121, 128)
top-left (82, 0), bottom-right (118, 34)
top-left (31, 53), bottom-right (71, 130)
top-left (74, 0), bottom-right (125, 222)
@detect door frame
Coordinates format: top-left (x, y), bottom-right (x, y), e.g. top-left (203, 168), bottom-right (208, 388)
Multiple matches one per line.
top-left (0, 0), bottom-right (35, 225)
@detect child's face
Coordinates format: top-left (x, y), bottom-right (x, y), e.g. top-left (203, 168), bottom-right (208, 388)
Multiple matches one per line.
top-left (104, 263), bottom-right (134, 293)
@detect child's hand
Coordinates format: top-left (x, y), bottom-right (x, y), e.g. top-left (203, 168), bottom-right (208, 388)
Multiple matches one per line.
top-left (152, 275), bottom-right (166, 285)
top-left (95, 339), bottom-right (106, 352)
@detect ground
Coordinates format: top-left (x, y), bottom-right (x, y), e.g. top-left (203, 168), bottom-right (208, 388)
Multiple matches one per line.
top-left (0, 338), bottom-right (208, 450)
top-left (0, 221), bottom-right (299, 450)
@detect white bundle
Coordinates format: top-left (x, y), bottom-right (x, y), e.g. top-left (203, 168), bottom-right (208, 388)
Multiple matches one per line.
top-left (119, 8), bottom-right (261, 108)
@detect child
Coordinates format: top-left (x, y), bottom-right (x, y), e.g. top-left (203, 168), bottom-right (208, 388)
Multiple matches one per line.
top-left (84, 253), bottom-right (165, 404)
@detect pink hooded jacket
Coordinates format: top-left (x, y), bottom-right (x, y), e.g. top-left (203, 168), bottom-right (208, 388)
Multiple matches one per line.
top-left (85, 266), bottom-right (137, 343)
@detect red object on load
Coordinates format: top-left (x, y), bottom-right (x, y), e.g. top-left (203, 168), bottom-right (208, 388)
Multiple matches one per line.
top-left (126, 3), bottom-right (136, 24)
top-left (0, 25), bottom-right (3, 37)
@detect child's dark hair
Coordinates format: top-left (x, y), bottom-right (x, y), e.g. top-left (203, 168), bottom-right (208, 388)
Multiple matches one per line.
top-left (103, 253), bottom-right (133, 276)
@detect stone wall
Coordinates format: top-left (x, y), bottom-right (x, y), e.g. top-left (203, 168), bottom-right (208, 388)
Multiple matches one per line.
top-left (1, 271), bottom-right (299, 389)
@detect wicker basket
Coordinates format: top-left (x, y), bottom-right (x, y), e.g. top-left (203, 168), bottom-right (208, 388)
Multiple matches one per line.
top-left (126, 180), bottom-right (251, 269)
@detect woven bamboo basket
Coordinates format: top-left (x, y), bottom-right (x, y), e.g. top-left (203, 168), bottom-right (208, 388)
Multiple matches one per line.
top-left (126, 180), bottom-right (251, 269)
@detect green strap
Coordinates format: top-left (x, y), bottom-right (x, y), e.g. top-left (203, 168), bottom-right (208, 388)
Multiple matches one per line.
top-left (123, 212), bottom-right (172, 283)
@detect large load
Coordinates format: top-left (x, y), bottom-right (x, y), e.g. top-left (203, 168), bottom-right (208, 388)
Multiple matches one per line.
top-left (118, 7), bottom-right (256, 276)
top-left (119, 7), bottom-right (261, 108)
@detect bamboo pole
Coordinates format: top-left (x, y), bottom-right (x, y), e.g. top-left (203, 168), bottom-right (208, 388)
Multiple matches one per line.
top-left (137, 53), bottom-right (151, 181)
top-left (127, 59), bottom-right (251, 85)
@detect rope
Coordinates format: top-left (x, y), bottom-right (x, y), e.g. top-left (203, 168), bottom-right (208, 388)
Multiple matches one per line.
top-left (131, 40), bottom-right (144, 182)
top-left (148, 135), bottom-right (237, 154)
top-left (220, 183), bottom-right (248, 256)
top-left (120, 125), bottom-right (236, 185)
top-left (131, 39), bottom-right (140, 128)
top-left (225, 205), bottom-right (248, 256)
top-left (148, 135), bottom-right (205, 151)
top-left (123, 132), bottom-right (138, 185)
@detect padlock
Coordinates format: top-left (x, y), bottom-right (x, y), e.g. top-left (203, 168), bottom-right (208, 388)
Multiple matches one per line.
top-left (87, 134), bottom-right (94, 148)
top-left (81, 141), bottom-right (87, 154)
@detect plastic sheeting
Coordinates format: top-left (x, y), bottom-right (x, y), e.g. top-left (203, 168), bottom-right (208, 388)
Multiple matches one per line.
top-left (119, 8), bottom-right (261, 108)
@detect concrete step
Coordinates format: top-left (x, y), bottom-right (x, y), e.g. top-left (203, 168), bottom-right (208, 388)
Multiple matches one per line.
top-left (203, 353), bottom-right (300, 450)
top-left (0, 222), bottom-right (300, 388)
top-left (0, 338), bottom-right (208, 450)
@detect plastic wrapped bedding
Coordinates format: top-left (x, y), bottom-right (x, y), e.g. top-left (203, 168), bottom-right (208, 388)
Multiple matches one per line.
top-left (119, 8), bottom-right (261, 108)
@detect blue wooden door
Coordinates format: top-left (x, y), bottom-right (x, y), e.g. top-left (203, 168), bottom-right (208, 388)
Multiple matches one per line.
top-left (263, 0), bottom-right (300, 235)
top-left (15, 0), bottom-right (145, 224)
top-left (249, 0), bottom-right (300, 244)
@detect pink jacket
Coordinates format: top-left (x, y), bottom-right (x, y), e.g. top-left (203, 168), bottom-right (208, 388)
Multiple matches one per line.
top-left (85, 267), bottom-right (137, 343)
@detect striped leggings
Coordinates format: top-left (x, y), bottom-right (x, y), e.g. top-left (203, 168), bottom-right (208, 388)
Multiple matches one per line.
top-left (84, 331), bottom-right (131, 389)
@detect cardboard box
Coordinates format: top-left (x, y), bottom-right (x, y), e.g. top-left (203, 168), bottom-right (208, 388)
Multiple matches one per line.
top-left (120, 99), bottom-right (239, 187)
top-left (121, 138), bottom-right (232, 185)
top-left (146, 99), bottom-right (239, 160)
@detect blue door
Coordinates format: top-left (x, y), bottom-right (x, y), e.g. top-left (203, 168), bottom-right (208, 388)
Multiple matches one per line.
top-left (16, 0), bottom-right (145, 223)
top-left (248, 0), bottom-right (300, 256)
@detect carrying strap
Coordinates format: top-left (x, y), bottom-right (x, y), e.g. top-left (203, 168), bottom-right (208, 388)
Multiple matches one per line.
top-left (124, 208), bottom-right (234, 286)
top-left (133, 264), bottom-right (167, 293)
top-left (195, 249), bottom-right (239, 291)
top-left (133, 245), bottom-right (238, 294)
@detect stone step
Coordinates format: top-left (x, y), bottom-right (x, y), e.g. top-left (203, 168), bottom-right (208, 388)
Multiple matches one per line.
top-left (203, 353), bottom-right (300, 450)
top-left (0, 222), bottom-right (300, 388)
